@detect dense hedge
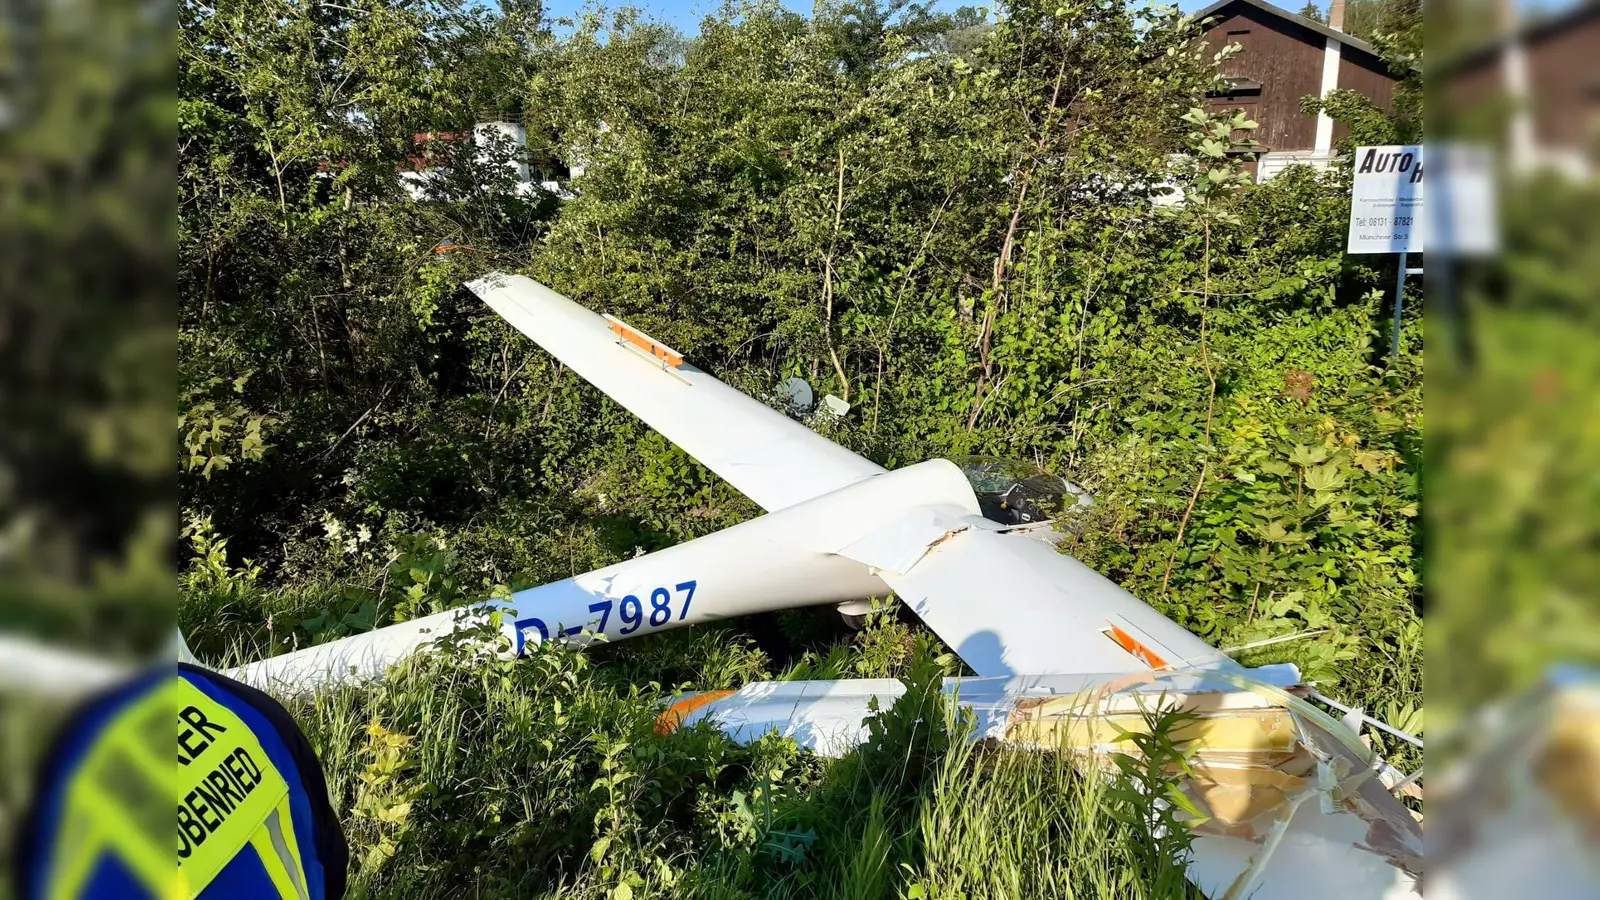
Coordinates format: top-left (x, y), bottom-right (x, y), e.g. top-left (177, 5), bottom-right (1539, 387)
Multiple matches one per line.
top-left (177, 1), bottom-right (1424, 893)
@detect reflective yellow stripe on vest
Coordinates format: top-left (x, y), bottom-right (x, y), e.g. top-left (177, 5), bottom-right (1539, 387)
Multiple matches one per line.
top-left (173, 678), bottom-right (299, 898)
top-left (47, 675), bottom-right (310, 899)
top-left (249, 799), bottom-right (310, 900)
top-left (49, 678), bottom-right (182, 900)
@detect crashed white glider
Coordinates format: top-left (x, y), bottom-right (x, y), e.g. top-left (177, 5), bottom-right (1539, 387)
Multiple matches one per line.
top-left (231, 273), bottom-right (1226, 690)
top-left (220, 273), bottom-right (1421, 899)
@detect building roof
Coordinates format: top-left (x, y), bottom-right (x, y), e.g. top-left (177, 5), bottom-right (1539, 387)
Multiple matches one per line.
top-left (1442, 1), bottom-right (1600, 74)
top-left (1192, 0), bottom-right (1381, 58)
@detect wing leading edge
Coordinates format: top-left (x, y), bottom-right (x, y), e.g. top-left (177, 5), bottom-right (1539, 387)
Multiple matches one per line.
top-left (856, 514), bottom-right (1237, 677)
top-left (467, 273), bottom-right (885, 512)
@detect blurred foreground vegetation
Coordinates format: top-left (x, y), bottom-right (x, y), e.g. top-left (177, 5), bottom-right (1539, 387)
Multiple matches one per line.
top-left (1428, 173), bottom-right (1600, 731)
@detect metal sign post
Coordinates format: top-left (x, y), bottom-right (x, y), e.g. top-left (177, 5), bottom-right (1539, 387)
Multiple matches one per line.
top-left (1347, 145), bottom-right (1425, 362)
top-left (1389, 254), bottom-right (1426, 361)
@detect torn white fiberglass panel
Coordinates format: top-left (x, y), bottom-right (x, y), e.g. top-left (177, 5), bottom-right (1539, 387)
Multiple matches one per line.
top-left (661, 668), bottom-right (1421, 900)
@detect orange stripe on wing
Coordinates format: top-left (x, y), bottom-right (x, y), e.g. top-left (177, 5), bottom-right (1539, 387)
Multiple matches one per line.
top-left (654, 689), bottom-right (736, 734)
top-left (1104, 624), bottom-right (1170, 670)
top-left (605, 314), bottom-right (684, 368)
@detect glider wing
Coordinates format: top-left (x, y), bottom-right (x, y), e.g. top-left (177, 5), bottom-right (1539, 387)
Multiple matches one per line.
top-left (836, 512), bottom-right (1234, 677)
top-left (466, 273), bottom-right (885, 512)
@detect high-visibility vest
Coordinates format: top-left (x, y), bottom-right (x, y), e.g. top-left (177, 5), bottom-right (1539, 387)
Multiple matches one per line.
top-left (14, 664), bottom-right (348, 900)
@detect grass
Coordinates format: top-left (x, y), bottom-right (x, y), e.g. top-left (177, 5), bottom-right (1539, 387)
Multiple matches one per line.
top-left (0, 505), bottom-right (1418, 900)
top-left (162, 505), bottom-right (1420, 900)
top-left (206, 612), bottom-right (1204, 900)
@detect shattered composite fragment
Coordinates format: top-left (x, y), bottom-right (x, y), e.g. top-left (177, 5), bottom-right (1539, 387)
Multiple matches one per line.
top-left (658, 668), bottom-right (1423, 900)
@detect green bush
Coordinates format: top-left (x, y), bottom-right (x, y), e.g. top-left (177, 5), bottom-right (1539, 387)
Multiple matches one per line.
top-left (178, 0), bottom-right (1425, 894)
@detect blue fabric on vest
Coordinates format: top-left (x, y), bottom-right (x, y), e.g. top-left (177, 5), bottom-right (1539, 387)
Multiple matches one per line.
top-left (20, 667), bottom-right (167, 900)
top-left (20, 667), bottom-right (332, 900)
top-left (82, 841), bottom-right (151, 899)
top-left (202, 833), bottom-right (284, 899)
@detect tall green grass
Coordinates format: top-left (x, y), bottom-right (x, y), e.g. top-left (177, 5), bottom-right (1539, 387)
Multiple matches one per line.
top-left (276, 627), bottom-right (1198, 900)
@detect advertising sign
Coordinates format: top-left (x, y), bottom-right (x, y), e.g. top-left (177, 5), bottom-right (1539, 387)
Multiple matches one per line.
top-left (1348, 145), bottom-right (1423, 254)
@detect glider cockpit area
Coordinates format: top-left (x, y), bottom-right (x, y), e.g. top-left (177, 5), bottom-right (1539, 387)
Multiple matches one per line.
top-left (216, 273), bottom-right (1422, 899)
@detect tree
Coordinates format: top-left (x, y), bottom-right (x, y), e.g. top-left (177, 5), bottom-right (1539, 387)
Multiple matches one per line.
top-left (176, 10), bottom-right (1424, 883)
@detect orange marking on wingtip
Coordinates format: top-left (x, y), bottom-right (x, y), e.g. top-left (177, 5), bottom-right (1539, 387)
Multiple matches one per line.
top-left (1104, 624), bottom-right (1170, 670)
top-left (605, 314), bottom-right (684, 368)
top-left (655, 689), bottom-right (736, 734)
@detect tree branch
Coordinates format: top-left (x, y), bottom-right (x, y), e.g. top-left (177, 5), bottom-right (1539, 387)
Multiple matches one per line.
top-left (874, 194), bottom-right (951, 432)
top-left (1160, 460), bottom-right (1209, 596)
top-left (823, 146), bottom-right (851, 402)
top-left (968, 57), bottom-right (1069, 431)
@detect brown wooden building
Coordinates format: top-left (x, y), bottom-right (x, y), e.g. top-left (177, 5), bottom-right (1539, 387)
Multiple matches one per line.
top-left (1196, 0), bottom-right (1402, 178)
top-left (1443, 2), bottom-right (1600, 178)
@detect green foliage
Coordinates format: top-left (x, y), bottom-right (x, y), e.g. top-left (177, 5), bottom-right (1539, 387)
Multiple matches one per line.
top-left (182, 514), bottom-right (260, 597)
top-left (1, 0), bottom-right (175, 654)
top-left (1176, 105), bottom-right (1258, 213)
top-left (177, 0), bottom-right (1425, 894)
top-left (1105, 704), bottom-right (1206, 884)
top-left (1071, 375), bottom-right (1419, 690)
top-left (855, 638), bottom-right (961, 800)
top-left (850, 598), bottom-right (920, 678)
top-left (1430, 177), bottom-right (1600, 729)
top-left (180, 374), bottom-right (277, 479)
top-left (280, 635), bottom-right (1202, 898)
top-left (351, 717), bottom-right (426, 873)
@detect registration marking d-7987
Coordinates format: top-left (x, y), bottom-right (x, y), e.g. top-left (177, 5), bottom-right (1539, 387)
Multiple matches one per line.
top-left (513, 579), bottom-right (698, 654)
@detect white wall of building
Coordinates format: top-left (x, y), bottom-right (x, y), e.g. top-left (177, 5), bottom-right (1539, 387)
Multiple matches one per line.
top-left (474, 120), bottom-right (530, 183)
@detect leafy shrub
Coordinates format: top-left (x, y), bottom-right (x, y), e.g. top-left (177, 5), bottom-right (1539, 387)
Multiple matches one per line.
top-left (179, 0), bottom-right (1425, 894)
